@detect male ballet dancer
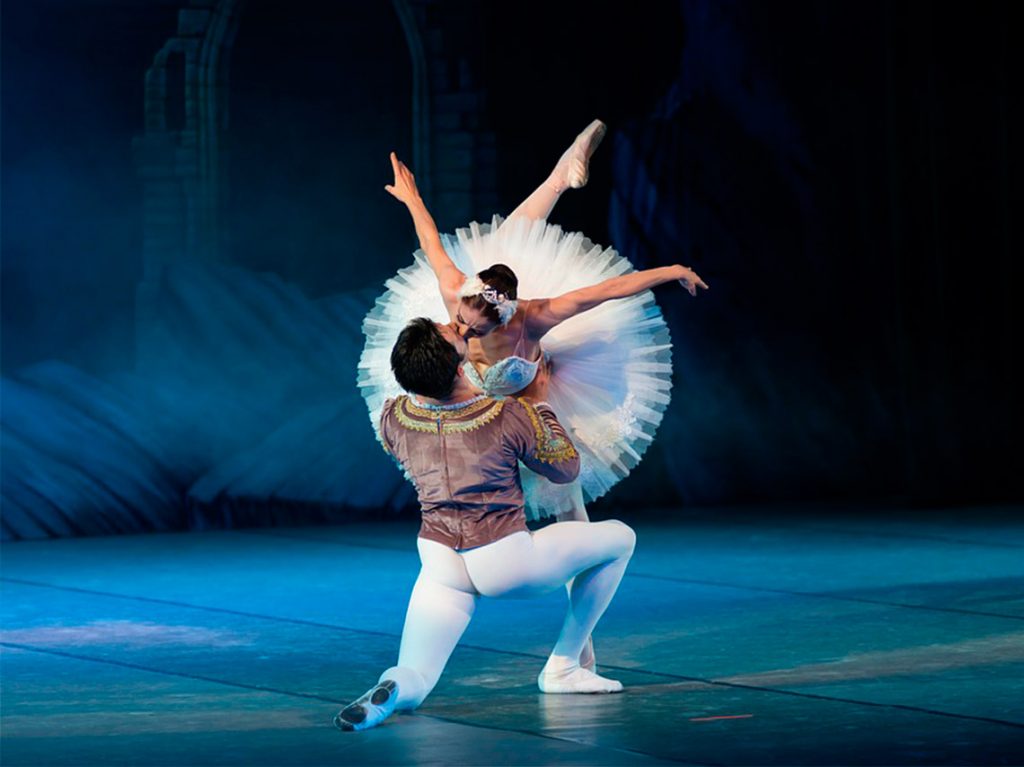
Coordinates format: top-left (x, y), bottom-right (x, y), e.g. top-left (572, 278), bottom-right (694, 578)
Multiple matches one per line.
top-left (335, 317), bottom-right (636, 731)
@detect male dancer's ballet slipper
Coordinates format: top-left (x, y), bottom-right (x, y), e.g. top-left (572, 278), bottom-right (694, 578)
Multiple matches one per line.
top-left (538, 663), bottom-right (623, 694)
top-left (551, 119), bottom-right (607, 191)
top-left (334, 679), bottom-right (399, 731)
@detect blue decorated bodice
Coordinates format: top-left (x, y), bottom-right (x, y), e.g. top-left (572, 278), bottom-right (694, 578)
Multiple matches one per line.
top-left (464, 353), bottom-right (541, 397)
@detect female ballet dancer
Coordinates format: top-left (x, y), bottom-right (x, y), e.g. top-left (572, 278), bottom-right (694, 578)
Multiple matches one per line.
top-left (358, 120), bottom-right (707, 523)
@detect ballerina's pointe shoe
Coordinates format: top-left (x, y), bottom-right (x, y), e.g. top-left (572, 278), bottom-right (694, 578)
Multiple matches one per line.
top-left (334, 680), bottom-right (399, 732)
top-left (551, 119), bottom-right (607, 191)
top-left (538, 662), bottom-right (623, 694)
top-left (579, 636), bottom-right (596, 672)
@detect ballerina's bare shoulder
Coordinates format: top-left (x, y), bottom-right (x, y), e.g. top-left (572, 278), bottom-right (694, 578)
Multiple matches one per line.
top-left (466, 299), bottom-right (542, 376)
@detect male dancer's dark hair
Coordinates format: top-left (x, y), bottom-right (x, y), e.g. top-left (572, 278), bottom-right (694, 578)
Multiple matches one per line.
top-left (391, 317), bottom-right (461, 399)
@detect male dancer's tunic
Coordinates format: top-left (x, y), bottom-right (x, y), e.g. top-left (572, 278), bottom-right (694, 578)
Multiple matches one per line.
top-left (380, 394), bottom-right (580, 549)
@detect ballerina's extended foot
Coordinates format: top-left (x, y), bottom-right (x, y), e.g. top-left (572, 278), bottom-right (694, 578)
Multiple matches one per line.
top-left (538, 659), bottom-right (622, 694)
top-left (334, 679), bottom-right (399, 731)
top-left (550, 119), bottom-right (607, 192)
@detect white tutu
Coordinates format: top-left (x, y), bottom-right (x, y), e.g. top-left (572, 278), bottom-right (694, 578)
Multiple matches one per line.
top-left (357, 216), bottom-right (673, 520)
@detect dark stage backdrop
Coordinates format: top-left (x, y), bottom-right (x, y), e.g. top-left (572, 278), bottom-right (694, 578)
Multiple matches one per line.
top-left (1, 0), bottom-right (1019, 539)
top-left (226, 1), bottom-right (413, 296)
top-left (607, 1), bottom-right (1022, 507)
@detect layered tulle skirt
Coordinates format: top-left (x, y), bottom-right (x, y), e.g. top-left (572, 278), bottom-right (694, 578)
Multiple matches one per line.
top-left (358, 216), bottom-right (673, 520)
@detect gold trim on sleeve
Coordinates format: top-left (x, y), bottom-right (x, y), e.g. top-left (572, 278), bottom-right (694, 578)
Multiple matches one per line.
top-left (516, 398), bottom-right (578, 464)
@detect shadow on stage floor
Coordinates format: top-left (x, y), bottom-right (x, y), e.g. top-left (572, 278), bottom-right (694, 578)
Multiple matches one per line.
top-left (2, 505), bottom-right (1022, 765)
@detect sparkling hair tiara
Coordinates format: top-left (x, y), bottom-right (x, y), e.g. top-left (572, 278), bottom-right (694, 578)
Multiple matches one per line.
top-left (457, 274), bottom-right (518, 325)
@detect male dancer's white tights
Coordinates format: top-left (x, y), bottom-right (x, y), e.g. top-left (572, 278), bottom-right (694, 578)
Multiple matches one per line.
top-left (379, 519), bottom-right (635, 710)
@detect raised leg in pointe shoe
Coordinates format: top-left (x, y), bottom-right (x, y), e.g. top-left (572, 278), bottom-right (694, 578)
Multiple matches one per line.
top-left (506, 119), bottom-right (607, 223)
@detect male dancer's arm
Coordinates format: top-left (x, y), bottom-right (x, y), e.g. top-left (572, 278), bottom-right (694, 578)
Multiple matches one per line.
top-left (378, 398), bottom-right (398, 456)
top-left (504, 399), bottom-right (580, 485)
top-left (506, 355), bottom-right (579, 483)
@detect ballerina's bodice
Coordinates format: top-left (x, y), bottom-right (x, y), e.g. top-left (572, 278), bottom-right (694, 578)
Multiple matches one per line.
top-left (464, 353), bottom-right (541, 397)
top-left (463, 314), bottom-right (541, 397)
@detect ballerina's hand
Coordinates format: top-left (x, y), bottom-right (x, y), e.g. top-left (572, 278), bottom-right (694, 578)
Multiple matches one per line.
top-left (676, 265), bottom-right (709, 297)
top-left (384, 152), bottom-right (421, 205)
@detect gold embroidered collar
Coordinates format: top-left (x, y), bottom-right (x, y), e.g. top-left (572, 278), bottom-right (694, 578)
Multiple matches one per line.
top-left (395, 395), bottom-right (504, 434)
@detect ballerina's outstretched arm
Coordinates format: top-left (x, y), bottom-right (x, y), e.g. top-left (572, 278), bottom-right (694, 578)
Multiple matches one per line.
top-left (526, 264), bottom-right (709, 338)
top-left (385, 152), bottom-right (466, 305)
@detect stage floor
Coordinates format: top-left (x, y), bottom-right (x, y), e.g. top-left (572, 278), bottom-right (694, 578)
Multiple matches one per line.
top-left (2, 506), bottom-right (1022, 765)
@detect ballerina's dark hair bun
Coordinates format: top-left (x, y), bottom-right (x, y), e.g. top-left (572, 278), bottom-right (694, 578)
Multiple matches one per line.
top-left (477, 264), bottom-right (518, 300)
top-left (463, 263), bottom-right (519, 326)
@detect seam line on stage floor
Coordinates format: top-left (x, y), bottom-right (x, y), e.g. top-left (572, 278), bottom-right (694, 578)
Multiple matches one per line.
top-left (625, 573), bottom-right (1024, 620)
top-left (688, 516), bottom-right (1024, 550)
top-left (239, 530), bottom-right (1024, 622)
top-left (4, 577), bottom-right (1023, 731)
top-left (0, 641), bottom-right (700, 766)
